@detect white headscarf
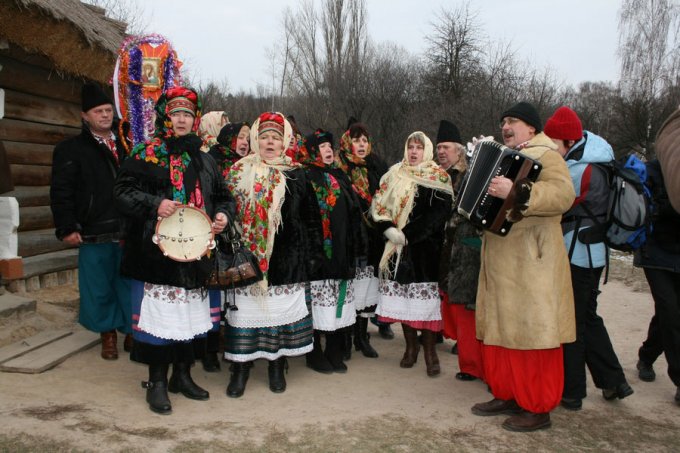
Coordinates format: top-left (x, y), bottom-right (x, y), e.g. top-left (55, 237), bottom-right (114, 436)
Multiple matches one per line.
top-left (370, 131), bottom-right (453, 278)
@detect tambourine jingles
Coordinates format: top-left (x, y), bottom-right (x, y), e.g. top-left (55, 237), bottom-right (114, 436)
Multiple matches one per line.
top-left (152, 205), bottom-right (216, 262)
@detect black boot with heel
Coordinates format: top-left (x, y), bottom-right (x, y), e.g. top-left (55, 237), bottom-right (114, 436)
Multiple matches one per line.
top-left (325, 332), bottom-right (348, 373)
top-left (354, 317), bottom-right (378, 358)
top-left (143, 363), bottom-right (172, 415)
top-left (306, 330), bottom-right (334, 374)
top-left (227, 361), bottom-right (252, 398)
top-left (168, 361), bottom-right (210, 400)
top-left (268, 357), bottom-right (289, 393)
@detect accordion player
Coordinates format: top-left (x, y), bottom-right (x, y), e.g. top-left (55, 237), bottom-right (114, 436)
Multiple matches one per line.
top-left (456, 140), bottom-right (542, 235)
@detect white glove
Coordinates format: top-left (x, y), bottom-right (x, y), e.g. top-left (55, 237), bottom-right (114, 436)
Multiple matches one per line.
top-left (384, 227), bottom-right (406, 245)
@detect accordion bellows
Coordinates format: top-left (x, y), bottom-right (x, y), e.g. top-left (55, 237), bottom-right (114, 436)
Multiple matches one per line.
top-left (457, 141), bottom-right (542, 236)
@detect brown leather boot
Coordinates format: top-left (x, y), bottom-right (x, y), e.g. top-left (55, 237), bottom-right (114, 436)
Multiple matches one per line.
top-left (400, 323), bottom-right (420, 368)
top-left (421, 330), bottom-right (441, 377)
top-left (101, 331), bottom-right (118, 360)
top-left (502, 411), bottom-right (551, 432)
top-left (471, 398), bottom-right (522, 416)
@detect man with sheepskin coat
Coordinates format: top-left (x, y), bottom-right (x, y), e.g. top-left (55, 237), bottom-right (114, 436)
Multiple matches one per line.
top-left (470, 102), bottom-right (576, 432)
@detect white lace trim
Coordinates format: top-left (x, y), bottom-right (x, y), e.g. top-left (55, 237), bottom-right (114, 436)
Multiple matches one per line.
top-left (137, 283), bottom-right (211, 340)
top-left (353, 271), bottom-right (379, 311)
top-left (224, 344), bottom-right (313, 362)
top-left (377, 280), bottom-right (442, 322)
top-left (226, 283), bottom-right (308, 328)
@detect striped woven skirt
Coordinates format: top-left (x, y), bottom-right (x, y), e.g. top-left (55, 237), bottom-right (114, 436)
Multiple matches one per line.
top-left (224, 282), bottom-right (313, 362)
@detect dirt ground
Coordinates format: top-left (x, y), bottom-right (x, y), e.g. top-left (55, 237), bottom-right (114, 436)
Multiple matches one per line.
top-left (1, 256), bottom-right (679, 452)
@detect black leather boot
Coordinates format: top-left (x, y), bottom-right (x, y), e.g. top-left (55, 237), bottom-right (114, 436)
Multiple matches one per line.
top-left (343, 331), bottom-right (353, 360)
top-left (268, 357), bottom-right (288, 393)
top-left (202, 330), bottom-right (221, 372)
top-left (202, 352), bottom-right (221, 372)
top-left (325, 332), bottom-right (348, 373)
top-left (306, 330), bottom-right (334, 374)
top-left (354, 317), bottom-right (378, 358)
top-left (143, 363), bottom-right (171, 414)
top-left (227, 361), bottom-right (252, 398)
top-left (379, 323), bottom-right (395, 339)
top-left (168, 362), bottom-right (210, 401)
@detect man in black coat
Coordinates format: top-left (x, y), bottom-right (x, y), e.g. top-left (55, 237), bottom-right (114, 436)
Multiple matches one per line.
top-left (634, 159), bottom-right (680, 405)
top-left (50, 82), bottom-right (132, 360)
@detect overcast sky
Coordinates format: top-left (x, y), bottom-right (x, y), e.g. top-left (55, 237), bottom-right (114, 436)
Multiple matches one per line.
top-left (130, 0), bottom-right (622, 92)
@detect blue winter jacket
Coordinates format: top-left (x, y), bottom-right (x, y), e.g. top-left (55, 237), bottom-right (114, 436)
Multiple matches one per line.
top-left (561, 131), bottom-right (614, 268)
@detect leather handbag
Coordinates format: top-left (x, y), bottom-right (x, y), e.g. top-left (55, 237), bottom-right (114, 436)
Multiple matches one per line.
top-left (206, 224), bottom-right (263, 290)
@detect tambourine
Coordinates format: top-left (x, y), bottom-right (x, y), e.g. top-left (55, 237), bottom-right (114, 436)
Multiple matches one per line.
top-left (152, 205), bottom-right (216, 262)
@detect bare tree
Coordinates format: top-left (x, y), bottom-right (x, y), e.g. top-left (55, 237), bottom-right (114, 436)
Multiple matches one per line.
top-left (618, 0), bottom-right (680, 153)
top-left (423, 2), bottom-right (483, 98)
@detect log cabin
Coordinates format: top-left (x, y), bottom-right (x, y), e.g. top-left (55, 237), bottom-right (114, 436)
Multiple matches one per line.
top-left (0, 0), bottom-right (126, 292)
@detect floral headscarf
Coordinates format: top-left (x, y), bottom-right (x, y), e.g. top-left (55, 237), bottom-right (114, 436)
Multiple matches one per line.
top-left (129, 86), bottom-right (204, 204)
top-left (370, 131), bottom-right (453, 278)
top-left (225, 112), bottom-right (298, 290)
top-left (199, 111), bottom-right (228, 151)
top-left (336, 124), bottom-right (374, 203)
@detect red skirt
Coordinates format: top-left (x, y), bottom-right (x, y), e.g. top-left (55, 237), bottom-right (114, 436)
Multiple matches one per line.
top-left (481, 343), bottom-right (563, 413)
top-left (441, 299), bottom-right (484, 379)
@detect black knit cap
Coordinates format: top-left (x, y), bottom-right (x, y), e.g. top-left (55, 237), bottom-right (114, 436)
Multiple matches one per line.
top-left (500, 102), bottom-right (542, 132)
top-left (81, 82), bottom-right (113, 112)
top-left (436, 120), bottom-right (462, 144)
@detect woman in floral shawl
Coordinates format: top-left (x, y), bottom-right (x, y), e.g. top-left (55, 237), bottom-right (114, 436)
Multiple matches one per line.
top-left (336, 121), bottom-right (388, 358)
top-left (303, 129), bottom-right (364, 374)
top-left (223, 112), bottom-right (323, 397)
top-left (370, 131), bottom-right (453, 377)
top-left (114, 87), bottom-right (235, 414)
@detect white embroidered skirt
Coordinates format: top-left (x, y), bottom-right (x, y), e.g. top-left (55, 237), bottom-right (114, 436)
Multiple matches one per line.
top-left (309, 279), bottom-right (356, 331)
top-left (353, 266), bottom-right (379, 315)
top-left (376, 280), bottom-right (442, 322)
top-left (137, 283), bottom-right (211, 341)
top-left (226, 283), bottom-right (308, 328)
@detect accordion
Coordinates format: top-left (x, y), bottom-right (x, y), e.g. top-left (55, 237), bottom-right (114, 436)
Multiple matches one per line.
top-left (456, 141), bottom-right (542, 236)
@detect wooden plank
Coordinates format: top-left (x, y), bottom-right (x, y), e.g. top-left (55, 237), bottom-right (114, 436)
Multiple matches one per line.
top-left (0, 292), bottom-right (36, 318)
top-left (18, 228), bottom-right (71, 257)
top-left (3, 141), bottom-right (54, 166)
top-left (3, 186), bottom-right (50, 207)
top-left (0, 54), bottom-right (83, 103)
top-left (19, 249), bottom-right (78, 280)
top-left (10, 163), bottom-right (51, 186)
top-left (0, 118), bottom-right (79, 145)
top-left (0, 329), bottom-right (71, 364)
top-left (3, 88), bottom-right (81, 128)
top-left (18, 205), bottom-right (53, 231)
top-left (0, 330), bottom-right (100, 373)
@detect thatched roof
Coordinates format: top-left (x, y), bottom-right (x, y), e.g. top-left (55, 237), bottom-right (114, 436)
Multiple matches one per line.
top-left (0, 0), bottom-right (128, 83)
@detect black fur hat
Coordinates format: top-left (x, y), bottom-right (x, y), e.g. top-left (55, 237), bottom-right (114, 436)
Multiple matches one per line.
top-left (81, 82), bottom-right (113, 112)
top-left (436, 120), bottom-right (462, 144)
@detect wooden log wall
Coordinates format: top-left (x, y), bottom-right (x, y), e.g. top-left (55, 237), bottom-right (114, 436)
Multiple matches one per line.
top-left (0, 45), bottom-right (83, 260)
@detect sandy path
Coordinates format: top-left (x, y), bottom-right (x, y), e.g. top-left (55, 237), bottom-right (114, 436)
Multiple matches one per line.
top-left (0, 279), bottom-right (678, 452)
